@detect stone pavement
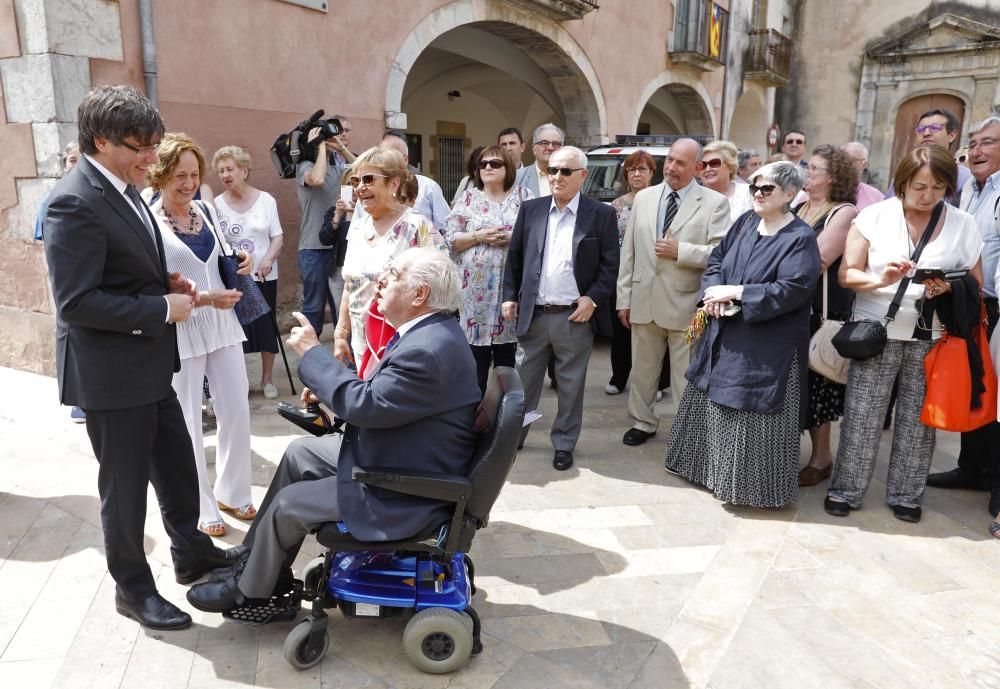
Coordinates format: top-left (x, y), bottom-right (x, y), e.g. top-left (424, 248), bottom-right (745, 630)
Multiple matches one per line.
top-left (2, 341), bottom-right (999, 689)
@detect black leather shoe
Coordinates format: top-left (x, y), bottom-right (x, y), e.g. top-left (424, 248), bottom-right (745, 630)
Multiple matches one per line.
top-left (553, 450), bottom-right (574, 471)
top-left (176, 543), bottom-right (250, 585)
top-left (186, 575), bottom-right (246, 613)
top-left (623, 428), bottom-right (655, 446)
top-left (115, 591), bottom-right (191, 630)
top-left (823, 497), bottom-right (852, 517)
top-left (926, 468), bottom-right (988, 491)
top-left (891, 504), bottom-right (922, 523)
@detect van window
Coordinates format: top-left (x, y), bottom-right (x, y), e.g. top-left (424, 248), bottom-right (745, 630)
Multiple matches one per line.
top-left (582, 155), bottom-right (665, 203)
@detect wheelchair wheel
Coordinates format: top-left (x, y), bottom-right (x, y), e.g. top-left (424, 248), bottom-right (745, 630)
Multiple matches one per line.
top-left (302, 557), bottom-right (325, 597)
top-left (402, 607), bottom-right (474, 674)
top-left (283, 618), bottom-right (329, 670)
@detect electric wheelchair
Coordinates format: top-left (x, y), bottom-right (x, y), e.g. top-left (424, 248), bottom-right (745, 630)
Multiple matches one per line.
top-left (270, 366), bottom-right (526, 673)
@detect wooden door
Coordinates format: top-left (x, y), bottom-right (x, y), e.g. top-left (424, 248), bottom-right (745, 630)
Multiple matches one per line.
top-left (891, 94), bottom-right (965, 173)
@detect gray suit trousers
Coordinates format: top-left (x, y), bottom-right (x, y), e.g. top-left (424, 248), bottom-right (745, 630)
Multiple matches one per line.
top-left (239, 435), bottom-right (342, 598)
top-left (518, 310), bottom-right (594, 452)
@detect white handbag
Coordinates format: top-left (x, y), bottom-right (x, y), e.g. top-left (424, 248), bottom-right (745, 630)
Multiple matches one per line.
top-left (808, 271), bottom-right (850, 385)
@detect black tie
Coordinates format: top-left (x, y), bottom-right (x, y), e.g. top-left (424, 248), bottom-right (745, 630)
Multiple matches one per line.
top-left (385, 332), bottom-right (400, 352)
top-left (124, 184), bottom-right (156, 242)
top-left (662, 191), bottom-right (679, 237)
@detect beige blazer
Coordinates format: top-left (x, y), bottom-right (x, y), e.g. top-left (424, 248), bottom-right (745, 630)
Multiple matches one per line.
top-left (617, 181), bottom-right (731, 330)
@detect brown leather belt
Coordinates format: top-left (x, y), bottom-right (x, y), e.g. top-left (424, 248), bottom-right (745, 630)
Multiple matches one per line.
top-left (535, 304), bottom-right (574, 313)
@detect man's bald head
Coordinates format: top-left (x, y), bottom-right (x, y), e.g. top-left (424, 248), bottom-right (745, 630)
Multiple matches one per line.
top-left (380, 133), bottom-right (409, 162)
top-left (663, 138), bottom-right (704, 190)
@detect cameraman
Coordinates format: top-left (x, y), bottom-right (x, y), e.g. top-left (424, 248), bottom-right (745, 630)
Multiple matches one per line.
top-left (295, 115), bottom-right (354, 336)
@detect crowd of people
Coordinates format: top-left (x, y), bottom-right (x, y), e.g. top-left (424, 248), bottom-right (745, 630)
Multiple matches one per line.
top-left (39, 84), bottom-right (1000, 633)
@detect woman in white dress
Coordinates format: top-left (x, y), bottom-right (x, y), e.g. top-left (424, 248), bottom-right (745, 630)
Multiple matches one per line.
top-left (148, 133), bottom-right (256, 538)
top-left (213, 145), bottom-right (284, 399)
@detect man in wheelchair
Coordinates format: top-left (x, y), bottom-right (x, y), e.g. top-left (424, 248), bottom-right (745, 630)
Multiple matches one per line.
top-left (187, 247), bottom-right (482, 615)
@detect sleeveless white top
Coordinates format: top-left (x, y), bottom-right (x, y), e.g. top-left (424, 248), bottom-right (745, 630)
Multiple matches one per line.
top-left (154, 201), bottom-right (246, 359)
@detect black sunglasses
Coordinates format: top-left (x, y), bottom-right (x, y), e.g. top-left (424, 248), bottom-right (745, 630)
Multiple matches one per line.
top-left (748, 183), bottom-right (778, 196)
top-left (478, 159), bottom-right (505, 170)
top-left (702, 158), bottom-right (724, 169)
top-left (546, 166), bottom-right (583, 177)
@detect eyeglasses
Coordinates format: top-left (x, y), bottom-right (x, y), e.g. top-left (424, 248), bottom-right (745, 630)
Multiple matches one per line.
top-left (119, 140), bottom-right (159, 155)
top-left (626, 167), bottom-right (651, 175)
top-left (806, 164), bottom-right (829, 174)
top-left (748, 183), bottom-right (778, 197)
top-left (547, 166), bottom-right (583, 176)
top-left (478, 159), bottom-right (505, 170)
top-left (534, 140), bottom-right (563, 149)
top-left (784, 138), bottom-right (805, 145)
top-left (968, 138), bottom-right (999, 151)
top-left (349, 173), bottom-right (388, 187)
top-left (915, 123), bottom-right (946, 135)
top-left (702, 158), bottom-right (724, 169)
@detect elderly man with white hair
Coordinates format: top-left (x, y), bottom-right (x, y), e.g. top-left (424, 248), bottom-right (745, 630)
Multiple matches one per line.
top-left (841, 141), bottom-right (884, 210)
top-left (187, 247), bottom-right (483, 614)
top-left (503, 145), bottom-right (619, 470)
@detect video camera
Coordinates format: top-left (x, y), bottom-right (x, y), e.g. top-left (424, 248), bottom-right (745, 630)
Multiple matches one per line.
top-left (270, 109), bottom-right (343, 179)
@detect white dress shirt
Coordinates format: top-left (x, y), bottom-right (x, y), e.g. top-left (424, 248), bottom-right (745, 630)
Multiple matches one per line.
top-left (537, 192), bottom-right (581, 305)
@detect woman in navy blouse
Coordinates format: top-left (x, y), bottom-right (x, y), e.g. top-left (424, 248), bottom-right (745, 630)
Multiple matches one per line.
top-left (665, 161), bottom-right (821, 508)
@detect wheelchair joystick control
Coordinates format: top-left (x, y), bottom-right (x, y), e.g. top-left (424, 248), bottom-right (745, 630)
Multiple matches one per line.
top-left (277, 401), bottom-right (336, 437)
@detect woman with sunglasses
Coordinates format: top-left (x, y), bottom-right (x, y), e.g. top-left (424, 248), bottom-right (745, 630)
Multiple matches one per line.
top-left (336, 147), bottom-right (445, 370)
top-left (794, 145), bottom-right (859, 487)
top-left (665, 161), bottom-right (821, 508)
top-left (825, 147), bottom-right (982, 523)
top-left (700, 140), bottom-right (753, 224)
top-left (445, 145), bottom-right (533, 392)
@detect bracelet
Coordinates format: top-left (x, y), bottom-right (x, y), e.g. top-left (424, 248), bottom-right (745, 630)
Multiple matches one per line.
top-left (334, 326), bottom-right (351, 337)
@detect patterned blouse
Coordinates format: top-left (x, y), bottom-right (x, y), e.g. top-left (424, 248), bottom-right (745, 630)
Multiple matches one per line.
top-left (610, 196), bottom-right (633, 245)
top-left (341, 208), bottom-right (445, 362)
top-left (444, 185), bottom-right (534, 346)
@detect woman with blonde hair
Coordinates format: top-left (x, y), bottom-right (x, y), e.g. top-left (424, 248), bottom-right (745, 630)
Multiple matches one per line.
top-left (701, 140), bottom-right (753, 223)
top-left (148, 133), bottom-right (255, 537)
top-left (213, 145), bottom-right (284, 399)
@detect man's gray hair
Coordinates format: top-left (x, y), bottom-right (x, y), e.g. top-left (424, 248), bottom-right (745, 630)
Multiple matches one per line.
top-left (843, 141), bottom-right (869, 160)
top-left (399, 247), bottom-right (461, 313)
top-left (552, 145), bottom-right (588, 169)
top-left (532, 122), bottom-right (565, 145)
top-left (969, 115), bottom-right (1000, 136)
top-left (737, 148), bottom-right (760, 168)
top-left (749, 161), bottom-right (804, 195)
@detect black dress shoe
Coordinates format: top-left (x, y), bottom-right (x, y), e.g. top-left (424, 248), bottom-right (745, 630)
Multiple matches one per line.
top-left (553, 450), bottom-right (574, 471)
top-left (926, 468), bottom-right (988, 491)
top-left (115, 591), bottom-right (191, 630)
top-left (623, 428), bottom-right (655, 446)
top-left (891, 504), bottom-right (922, 523)
top-left (823, 496), bottom-right (852, 517)
top-left (176, 543), bottom-right (250, 585)
top-left (186, 575), bottom-right (246, 613)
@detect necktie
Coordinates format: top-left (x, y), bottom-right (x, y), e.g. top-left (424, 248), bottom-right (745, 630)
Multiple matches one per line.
top-left (124, 184), bottom-right (156, 242)
top-left (384, 333), bottom-right (400, 353)
top-left (662, 191), bottom-right (679, 237)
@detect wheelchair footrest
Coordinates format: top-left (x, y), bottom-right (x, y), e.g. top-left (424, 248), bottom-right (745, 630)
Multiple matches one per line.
top-left (223, 580), bottom-right (303, 625)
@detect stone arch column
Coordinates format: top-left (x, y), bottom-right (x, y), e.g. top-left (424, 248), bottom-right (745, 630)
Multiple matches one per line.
top-left (633, 72), bottom-right (718, 138)
top-left (384, 0), bottom-right (607, 146)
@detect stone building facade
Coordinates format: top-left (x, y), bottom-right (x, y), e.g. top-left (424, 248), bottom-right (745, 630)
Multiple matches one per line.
top-left (0, 0), bottom-right (792, 373)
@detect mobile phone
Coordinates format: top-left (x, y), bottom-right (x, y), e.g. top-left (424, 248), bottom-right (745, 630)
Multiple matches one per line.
top-left (912, 268), bottom-right (968, 283)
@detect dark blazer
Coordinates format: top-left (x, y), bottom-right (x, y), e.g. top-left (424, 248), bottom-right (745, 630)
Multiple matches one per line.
top-left (44, 156), bottom-right (178, 411)
top-left (298, 312), bottom-right (482, 541)
top-left (502, 193), bottom-right (620, 337)
top-left (686, 211), bottom-right (820, 417)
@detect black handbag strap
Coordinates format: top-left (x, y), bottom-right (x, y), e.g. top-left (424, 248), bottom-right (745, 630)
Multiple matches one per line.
top-left (198, 201), bottom-right (235, 258)
top-left (884, 200), bottom-right (945, 323)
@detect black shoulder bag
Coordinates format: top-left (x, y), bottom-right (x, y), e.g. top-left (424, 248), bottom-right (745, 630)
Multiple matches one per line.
top-left (832, 201), bottom-right (944, 360)
top-left (200, 201), bottom-right (271, 326)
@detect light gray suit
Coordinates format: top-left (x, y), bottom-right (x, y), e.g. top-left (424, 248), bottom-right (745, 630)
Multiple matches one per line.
top-left (519, 164), bottom-right (543, 198)
top-left (617, 181), bottom-right (730, 432)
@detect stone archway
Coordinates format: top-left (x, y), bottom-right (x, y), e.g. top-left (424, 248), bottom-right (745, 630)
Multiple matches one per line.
top-left (385, 0), bottom-right (606, 148)
top-left (728, 87), bottom-right (768, 152)
top-left (633, 73), bottom-right (717, 138)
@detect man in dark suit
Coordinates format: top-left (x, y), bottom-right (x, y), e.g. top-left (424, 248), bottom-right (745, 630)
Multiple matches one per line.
top-left (187, 247), bottom-right (482, 612)
top-left (43, 85), bottom-right (244, 630)
top-left (502, 146), bottom-right (619, 470)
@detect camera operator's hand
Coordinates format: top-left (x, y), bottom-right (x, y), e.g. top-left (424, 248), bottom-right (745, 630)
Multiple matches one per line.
top-left (306, 126), bottom-right (323, 144)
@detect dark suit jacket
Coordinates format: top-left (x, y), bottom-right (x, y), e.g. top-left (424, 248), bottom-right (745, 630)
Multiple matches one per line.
top-left (298, 312), bottom-right (482, 542)
top-left (44, 156), bottom-right (178, 411)
top-left (502, 193), bottom-right (620, 337)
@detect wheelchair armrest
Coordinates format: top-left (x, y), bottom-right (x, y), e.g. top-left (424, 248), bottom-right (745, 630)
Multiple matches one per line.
top-left (351, 466), bottom-right (472, 503)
